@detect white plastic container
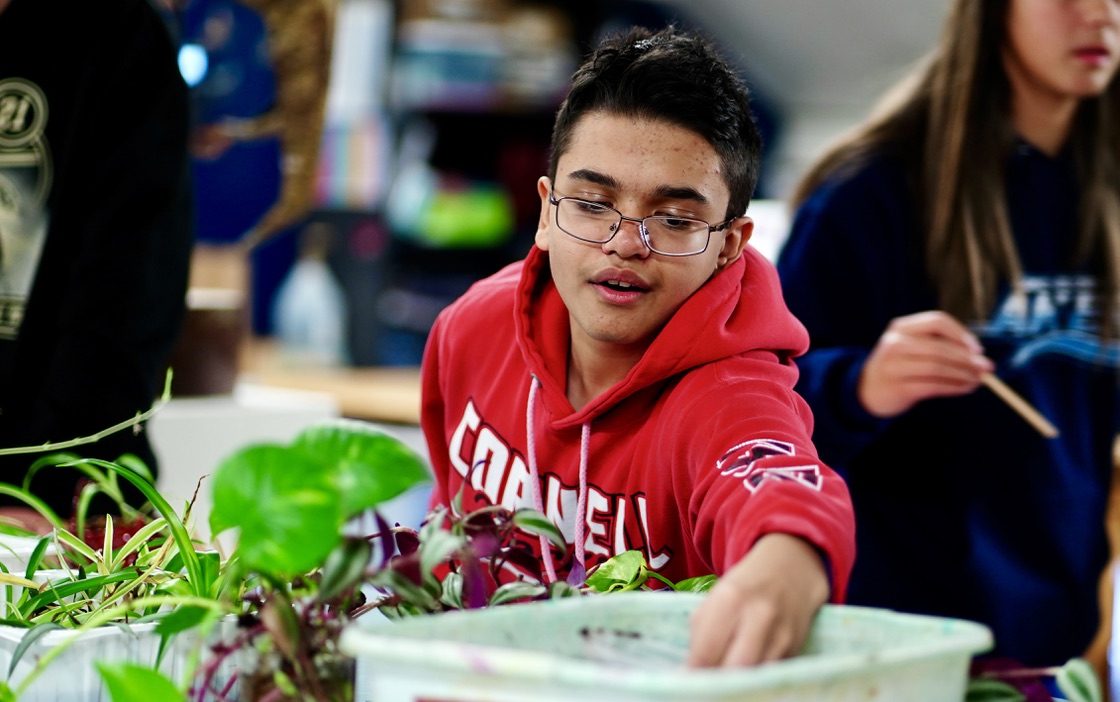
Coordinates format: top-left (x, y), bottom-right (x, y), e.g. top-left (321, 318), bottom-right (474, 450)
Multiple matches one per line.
top-left (0, 623), bottom-right (170, 701)
top-left (0, 618), bottom-right (238, 701)
top-left (0, 534), bottom-right (57, 573)
top-left (340, 592), bottom-right (993, 702)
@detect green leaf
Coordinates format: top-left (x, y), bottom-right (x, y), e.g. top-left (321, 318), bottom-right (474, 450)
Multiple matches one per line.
top-left (112, 454), bottom-right (156, 484)
top-left (318, 537), bottom-right (372, 602)
top-left (0, 573), bottom-right (38, 590)
top-left (110, 518), bottom-right (169, 572)
top-left (488, 581), bottom-right (547, 606)
top-left (547, 581), bottom-right (584, 599)
top-left (1055, 658), bottom-right (1102, 702)
top-left (964, 677), bottom-right (1027, 702)
top-left (209, 444), bottom-right (343, 576)
top-left (192, 551), bottom-right (223, 598)
top-left (0, 484), bottom-right (64, 533)
top-left (273, 669), bottom-right (298, 696)
top-left (417, 529), bottom-right (466, 588)
top-left (153, 605), bottom-right (208, 637)
top-left (22, 536), bottom-right (53, 580)
top-left (260, 599), bottom-right (301, 660)
top-left (368, 569), bottom-right (441, 612)
top-left (0, 682), bottom-right (15, 702)
top-left (8, 623), bottom-right (61, 678)
top-left (53, 528), bottom-right (101, 564)
top-left (585, 550), bottom-right (646, 593)
top-left (19, 571), bottom-right (141, 617)
top-left (24, 453), bottom-right (82, 493)
top-left (438, 571), bottom-right (463, 610)
top-left (673, 574), bottom-right (718, 593)
top-left (67, 458), bottom-right (206, 598)
top-left (96, 661), bottom-right (185, 702)
top-left (290, 419), bottom-right (431, 518)
top-left (511, 509), bottom-right (566, 552)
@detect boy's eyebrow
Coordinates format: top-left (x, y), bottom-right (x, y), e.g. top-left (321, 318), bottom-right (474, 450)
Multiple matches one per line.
top-left (565, 168), bottom-right (710, 205)
top-left (653, 185), bottom-right (710, 205)
top-left (566, 168), bottom-right (621, 190)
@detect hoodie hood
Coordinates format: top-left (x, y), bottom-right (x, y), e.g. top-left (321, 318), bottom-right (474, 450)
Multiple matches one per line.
top-left (514, 244), bottom-right (810, 429)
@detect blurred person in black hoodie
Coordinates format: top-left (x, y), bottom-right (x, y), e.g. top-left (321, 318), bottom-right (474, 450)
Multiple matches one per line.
top-left (0, 0), bottom-right (194, 526)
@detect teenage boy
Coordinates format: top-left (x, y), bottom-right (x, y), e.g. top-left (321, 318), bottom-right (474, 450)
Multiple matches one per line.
top-left (419, 25), bottom-right (855, 667)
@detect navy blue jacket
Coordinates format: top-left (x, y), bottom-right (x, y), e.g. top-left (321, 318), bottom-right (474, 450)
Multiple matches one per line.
top-left (777, 142), bottom-right (1120, 667)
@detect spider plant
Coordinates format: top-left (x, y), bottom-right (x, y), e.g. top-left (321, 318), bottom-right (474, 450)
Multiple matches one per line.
top-left (0, 452), bottom-right (224, 701)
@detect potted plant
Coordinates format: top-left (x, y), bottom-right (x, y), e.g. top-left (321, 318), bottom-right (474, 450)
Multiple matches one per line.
top-left (194, 427), bottom-right (732, 702)
top-left (0, 376), bottom-right (577, 701)
top-left (0, 410), bottom-right (437, 702)
top-left (0, 451), bottom-right (228, 701)
top-left (0, 394), bottom-right (548, 701)
top-left (198, 440), bottom-right (711, 701)
top-left (0, 374), bottom-right (238, 701)
top-left (192, 417), bottom-right (432, 702)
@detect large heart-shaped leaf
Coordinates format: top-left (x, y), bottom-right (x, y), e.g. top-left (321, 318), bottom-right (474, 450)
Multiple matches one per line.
top-left (290, 419), bottom-right (431, 518)
top-left (209, 444), bottom-right (342, 575)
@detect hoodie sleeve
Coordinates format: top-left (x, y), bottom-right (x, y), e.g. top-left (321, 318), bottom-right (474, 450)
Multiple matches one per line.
top-left (776, 156), bottom-right (930, 470)
top-left (667, 361), bottom-right (856, 603)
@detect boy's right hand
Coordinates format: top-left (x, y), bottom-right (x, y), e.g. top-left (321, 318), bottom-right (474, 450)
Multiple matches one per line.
top-left (686, 533), bottom-right (830, 668)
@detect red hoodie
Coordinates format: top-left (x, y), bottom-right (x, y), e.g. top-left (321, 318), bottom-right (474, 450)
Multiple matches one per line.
top-left (420, 243), bottom-right (855, 600)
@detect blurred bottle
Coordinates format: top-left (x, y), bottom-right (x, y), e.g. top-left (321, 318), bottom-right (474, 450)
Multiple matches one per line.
top-left (271, 222), bottom-right (349, 367)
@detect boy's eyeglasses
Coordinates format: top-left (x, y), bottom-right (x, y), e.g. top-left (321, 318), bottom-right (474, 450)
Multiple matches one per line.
top-left (549, 193), bottom-right (734, 257)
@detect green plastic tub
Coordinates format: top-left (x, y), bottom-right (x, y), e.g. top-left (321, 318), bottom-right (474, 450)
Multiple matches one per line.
top-left (340, 592), bottom-right (993, 702)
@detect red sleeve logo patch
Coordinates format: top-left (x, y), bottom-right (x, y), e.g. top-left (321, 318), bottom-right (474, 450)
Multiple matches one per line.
top-left (716, 439), bottom-right (823, 493)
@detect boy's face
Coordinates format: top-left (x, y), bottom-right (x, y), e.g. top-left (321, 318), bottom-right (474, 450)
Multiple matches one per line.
top-left (535, 112), bottom-right (751, 352)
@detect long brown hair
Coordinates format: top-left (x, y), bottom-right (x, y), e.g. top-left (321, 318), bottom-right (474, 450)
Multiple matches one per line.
top-left (791, 0), bottom-right (1120, 332)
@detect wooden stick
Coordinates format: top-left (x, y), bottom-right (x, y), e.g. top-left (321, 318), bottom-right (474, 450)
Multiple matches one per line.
top-left (980, 372), bottom-right (1060, 439)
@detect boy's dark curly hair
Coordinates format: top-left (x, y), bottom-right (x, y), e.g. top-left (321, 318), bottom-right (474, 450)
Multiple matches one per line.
top-left (548, 25), bottom-right (762, 220)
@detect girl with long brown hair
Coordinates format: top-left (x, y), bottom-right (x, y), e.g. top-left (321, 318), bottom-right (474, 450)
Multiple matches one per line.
top-left (776, 0), bottom-right (1120, 675)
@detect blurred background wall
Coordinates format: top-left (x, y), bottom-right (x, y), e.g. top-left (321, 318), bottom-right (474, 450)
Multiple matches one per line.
top-left (168, 0), bottom-right (950, 370)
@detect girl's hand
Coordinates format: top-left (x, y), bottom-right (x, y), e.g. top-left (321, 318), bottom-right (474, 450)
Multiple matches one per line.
top-left (859, 310), bottom-right (994, 418)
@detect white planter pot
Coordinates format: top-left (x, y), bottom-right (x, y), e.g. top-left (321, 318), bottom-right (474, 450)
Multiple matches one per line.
top-left (0, 622), bottom-right (169, 701)
top-left (0, 534), bottom-right (57, 573)
top-left (0, 617), bottom-right (240, 701)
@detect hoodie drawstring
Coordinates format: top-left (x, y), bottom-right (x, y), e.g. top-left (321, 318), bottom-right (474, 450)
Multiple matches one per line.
top-left (526, 375), bottom-right (589, 584)
top-left (575, 423), bottom-right (590, 577)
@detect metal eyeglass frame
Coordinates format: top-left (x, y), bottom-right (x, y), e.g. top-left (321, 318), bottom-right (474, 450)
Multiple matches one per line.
top-left (548, 193), bottom-right (735, 257)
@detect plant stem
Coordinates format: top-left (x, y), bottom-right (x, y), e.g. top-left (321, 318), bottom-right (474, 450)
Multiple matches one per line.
top-left (982, 666), bottom-right (1063, 679)
top-left (0, 374), bottom-right (171, 456)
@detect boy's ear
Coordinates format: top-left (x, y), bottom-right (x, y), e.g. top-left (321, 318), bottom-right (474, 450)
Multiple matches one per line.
top-left (535, 177), bottom-right (552, 250)
top-left (717, 216), bottom-right (753, 269)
